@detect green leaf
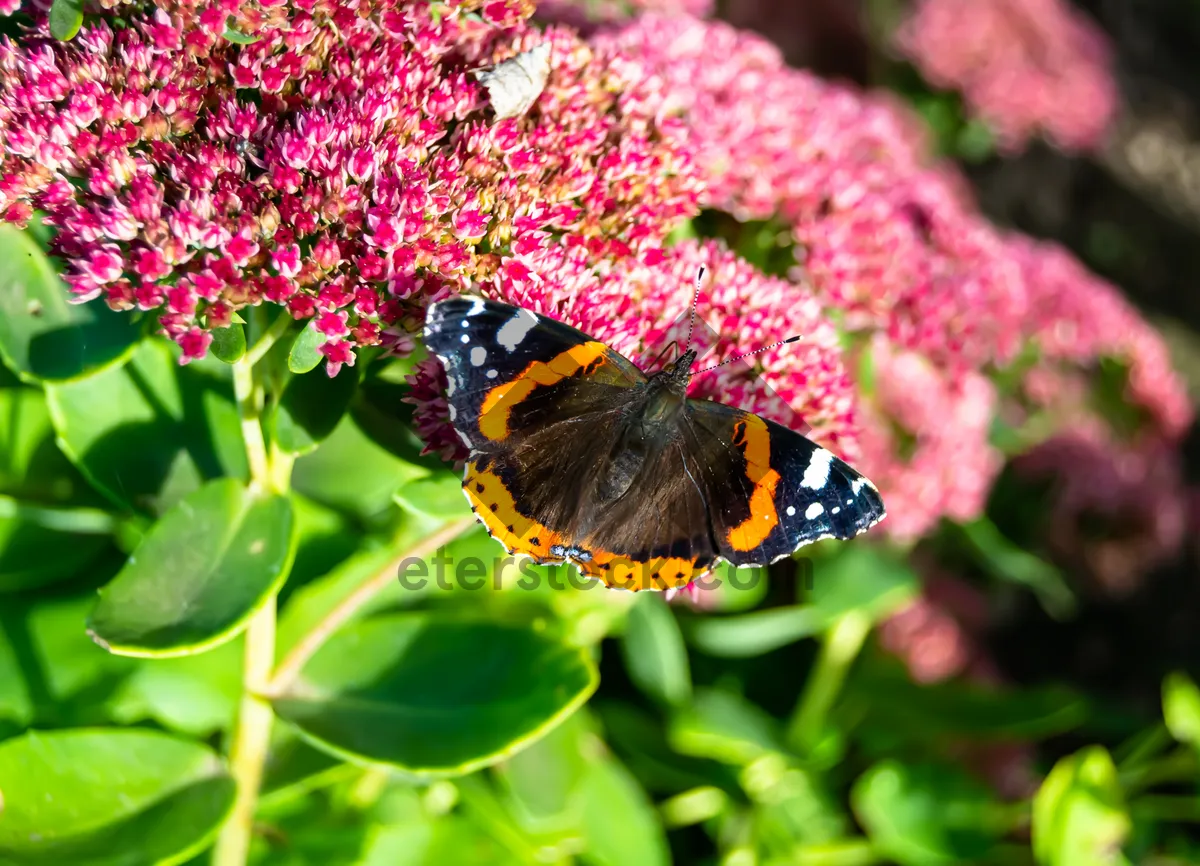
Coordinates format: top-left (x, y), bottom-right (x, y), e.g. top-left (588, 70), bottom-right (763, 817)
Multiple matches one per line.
top-left (292, 413), bottom-right (429, 521)
top-left (88, 478), bottom-right (295, 657)
top-left (806, 545), bottom-right (920, 622)
top-left (1032, 746), bottom-right (1130, 866)
top-left (687, 605), bottom-right (825, 658)
top-left (621, 594), bottom-right (691, 706)
top-left (852, 760), bottom-right (1001, 866)
top-left (595, 702), bottom-right (735, 793)
top-left (288, 320), bottom-right (324, 373)
top-left (24, 593), bottom-right (137, 714)
top-left (688, 547), bottom-right (917, 657)
top-left (0, 384), bottom-right (99, 505)
top-left (849, 660), bottom-right (1088, 742)
top-left (1163, 672), bottom-right (1200, 751)
top-left (45, 340), bottom-right (248, 515)
top-left (0, 495), bottom-right (113, 592)
top-left (669, 688), bottom-right (783, 766)
top-left (221, 20), bottom-right (260, 44)
top-left (105, 637), bottom-right (243, 736)
top-left (48, 0), bottom-right (84, 40)
top-left (351, 376), bottom-right (452, 474)
top-left (0, 226), bottom-right (142, 382)
top-left (0, 621), bottom-right (33, 728)
top-left (494, 713), bottom-right (589, 830)
top-left (393, 472), bottom-right (471, 520)
top-left (271, 612), bottom-right (598, 776)
top-left (580, 755), bottom-right (671, 866)
top-left (208, 323), bottom-right (245, 363)
top-left (0, 728), bottom-right (235, 866)
top-left (955, 517), bottom-right (1075, 618)
top-left (271, 364), bottom-right (359, 455)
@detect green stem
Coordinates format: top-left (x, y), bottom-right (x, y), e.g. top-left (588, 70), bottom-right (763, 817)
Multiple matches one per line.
top-left (212, 354), bottom-right (281, 866)
top-left (787, 610), bottom-right (872, 754)
top-left (231, 357), bottom-right (270, 488)
top-left (265, 517), bottom-right (476, 697)
top-left (244, 310), bottom-right (294, 369)
top-left (1122, 746), bottom-right (1199, 792)
top-left (793, 839), bottom-right (880, 866)
top-left (212, 604), bottom-right (276, 866)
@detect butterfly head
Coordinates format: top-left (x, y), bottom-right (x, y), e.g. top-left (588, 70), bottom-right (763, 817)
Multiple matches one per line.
top-left (654, 348), bottom-right (697, 395)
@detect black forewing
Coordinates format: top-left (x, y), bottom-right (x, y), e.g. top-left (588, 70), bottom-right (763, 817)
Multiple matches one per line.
top-left (423, 296), bottom-right (645, 452)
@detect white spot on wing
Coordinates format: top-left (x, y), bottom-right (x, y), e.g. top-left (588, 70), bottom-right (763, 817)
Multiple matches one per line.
top-left (805, 502), bottom-right (824, 519)
top-left (470, 346), bottom-right (487, 366)
top-left (467, 297), bottom-right (487, 316)
top-left (448, 404), bottom-right (457, 421)
top-left (497, 308), bottom-right (539, 352)
top-left (486, 369), bottom-right (498, 379)
top-left (851, 478), bottom-right (865, 495)
top-left (832, 506), bottom-right (841, 514)
top-left (786, 506), bottom-right (796, 517)
top-left (800, 448), bottom-right (833, 490)
top-left (460, 334), bottom-right (469, 344)
top-left (446, 376), bottom-right (456, 396)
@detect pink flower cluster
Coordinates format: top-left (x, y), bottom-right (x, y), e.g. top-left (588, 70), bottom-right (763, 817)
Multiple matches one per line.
top-left (1013, 429), bottom-right (1187, 596)
top-left (894, 0), bottom-right (1118, 154)
top-left (535, 0), bottom-right (712, 30)
top-left (599, 14), bottom-right (1188, 540)
top-left (0, 0), bottom-right (697, 368)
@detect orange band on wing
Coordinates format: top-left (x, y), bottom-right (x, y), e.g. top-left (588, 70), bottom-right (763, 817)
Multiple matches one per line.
top-left (477, 342), bottom-right (609, 441)
top-left (576, 549), bottom-right (705, 592)
top-left (464, 461), bottom-right (710, 591)
top-left (725, 414), bottom-right (781, 552)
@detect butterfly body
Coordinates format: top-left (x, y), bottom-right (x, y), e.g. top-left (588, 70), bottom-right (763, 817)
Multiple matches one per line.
top-left (424, 296), bottom-right (885, 591)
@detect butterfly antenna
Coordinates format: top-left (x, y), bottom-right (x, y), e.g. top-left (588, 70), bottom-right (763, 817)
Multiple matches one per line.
top-left (692, 335), bottom-right (803, 375)
top-left (683, 266), bottom-right (704, 355)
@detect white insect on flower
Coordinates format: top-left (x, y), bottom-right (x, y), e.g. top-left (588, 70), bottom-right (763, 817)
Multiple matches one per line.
top-left (474, 43), bottom-right (552, 120)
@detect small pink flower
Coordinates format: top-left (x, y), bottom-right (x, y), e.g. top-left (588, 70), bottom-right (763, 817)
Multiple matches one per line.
top-left (133, 248), bottom-right (171, 281)
top-left (82, 245), bottom-right (125, 284)
top-left (315, 310), bottom-right (349, 338)
top-left (319, 339), bottom-right (356, 377)
top-left (177, 327), bottom-right (212, 364)
top-left (271, 243), bottom-right (301, 278)
top-left (225, 234), bottom-right (259, 266)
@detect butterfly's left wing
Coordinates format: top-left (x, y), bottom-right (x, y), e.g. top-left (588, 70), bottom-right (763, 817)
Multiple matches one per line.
top-left (681, 399), bottom-right (886, 567)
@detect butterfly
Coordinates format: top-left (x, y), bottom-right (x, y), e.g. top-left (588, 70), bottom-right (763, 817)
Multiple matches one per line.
top-left (473, 43), bottom-right (551, 120)
top-left (423, 290), bottom-right (886, 592)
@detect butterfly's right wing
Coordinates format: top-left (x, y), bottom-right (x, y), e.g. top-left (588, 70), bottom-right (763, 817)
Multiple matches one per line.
top-left (424, 296), bottom-right (645, 454)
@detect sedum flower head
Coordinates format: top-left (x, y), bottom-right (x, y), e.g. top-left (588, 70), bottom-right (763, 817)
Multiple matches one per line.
top-left (0, 0), bottom-right (698, 365)
top-left (894, 0), bottom-right (1118, 154)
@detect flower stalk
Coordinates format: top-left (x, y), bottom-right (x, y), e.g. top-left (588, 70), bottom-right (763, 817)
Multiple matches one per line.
top-left (213, 352), bottom-right (281, 866)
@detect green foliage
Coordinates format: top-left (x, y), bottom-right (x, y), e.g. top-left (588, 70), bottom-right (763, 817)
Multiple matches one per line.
top-left (1033, 746), bottom-right (1130, 866)
top-left (0, 225), bottom-right (142, 382)
top-left (271, 613), bottom-right (598, 775)
top-left (87, 478), bottom-right (295, 657)
top-left (0, 222), bottom-right (1193, 866)
top-left (0, 728), bottom-right (235, 865)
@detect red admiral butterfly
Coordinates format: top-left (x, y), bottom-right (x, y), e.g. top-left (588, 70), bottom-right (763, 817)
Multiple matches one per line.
top-left (423, 285), bottom-right (885, 592)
